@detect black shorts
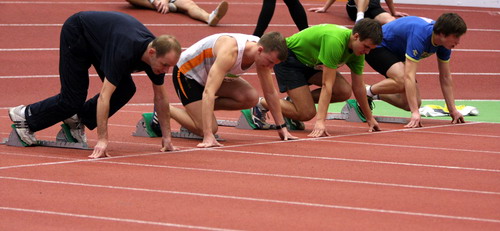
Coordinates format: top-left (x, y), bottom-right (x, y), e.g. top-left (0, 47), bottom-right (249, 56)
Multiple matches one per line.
top-left (171, 66), bottom-right (204, 106)
top-left (346, 2), bottom-right (387, 21)
top-left (365, 46), bottom-right (402, 78)
top-left (273, 49), bottom-right (320, 93)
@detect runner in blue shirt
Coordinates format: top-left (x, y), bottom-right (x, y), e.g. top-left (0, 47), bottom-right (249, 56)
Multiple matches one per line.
top-left (365, 13), bottom-right (467, 128)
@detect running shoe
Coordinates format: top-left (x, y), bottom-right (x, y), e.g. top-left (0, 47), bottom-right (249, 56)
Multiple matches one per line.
top-left (150, 111), bottom-right (163, 136)
top-left (63, 114), bottom-right (87, 143)
top-left (8, 105), bottom-right (37, 146)
top-left (207, 1), bottom-right (228, 26)
top-left (345, 99), bottom-right (375, 122)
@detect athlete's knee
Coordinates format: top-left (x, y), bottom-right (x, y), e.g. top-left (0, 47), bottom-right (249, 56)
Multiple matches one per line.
top-left (296, 107), bottom-right (316, 121)
top-left (236, 89), bottom-right (259, 108)
top-left (336, 89), bottom-right (352, 102)
top-left (333, 85), bottom-right (352, 102)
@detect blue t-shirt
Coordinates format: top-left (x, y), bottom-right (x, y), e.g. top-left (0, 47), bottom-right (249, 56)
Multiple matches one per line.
top-left (380, 16), bottom-right (451, 62)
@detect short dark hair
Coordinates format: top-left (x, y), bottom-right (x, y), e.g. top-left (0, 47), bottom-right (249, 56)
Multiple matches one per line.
top-left (258, 31), bottom-right (288, 61)
top-left (152, 35), bottom-right (182, 57)
top-left (352, 18), bottom-right (383, 45)
top-left (433, 13), bottom-right (467, 37)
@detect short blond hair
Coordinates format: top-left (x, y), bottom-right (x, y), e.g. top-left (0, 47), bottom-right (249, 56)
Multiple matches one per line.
top-left (152, 35), bottom-right (182, 57)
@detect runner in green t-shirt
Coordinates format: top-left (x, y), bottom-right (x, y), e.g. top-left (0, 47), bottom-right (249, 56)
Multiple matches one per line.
top-left (252, 19), bottom-right (383, 137)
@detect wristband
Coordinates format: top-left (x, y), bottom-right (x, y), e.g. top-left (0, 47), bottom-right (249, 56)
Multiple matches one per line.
top-left (275, 123), bottom-right (287, 130)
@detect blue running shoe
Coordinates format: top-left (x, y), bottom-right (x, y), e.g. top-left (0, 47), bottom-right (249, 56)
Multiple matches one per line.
top-left (241, 106), bottom-right (273, 130)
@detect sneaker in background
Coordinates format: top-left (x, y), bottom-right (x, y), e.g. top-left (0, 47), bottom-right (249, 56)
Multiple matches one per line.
top-left (207, 1), bottom-right (228, 26)
top-left (8, 105), bottom-right (37, 145)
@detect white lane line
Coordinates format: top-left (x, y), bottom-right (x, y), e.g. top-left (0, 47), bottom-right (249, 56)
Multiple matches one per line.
top-left (3, 134), bottom-right (499, 173)
top-left (317, 139), bottom-right (500, 155)
top-left (2, 71), bottom-right (500, 79)
top-left (214, 148), bottom-right (500, 172)
top-left (1, 23), bottom-right (499, 32)
top-left (1, 123), bottom-right (498, 173)
top-left (3, 48), bottom-right (499, 52)
top-left (97, 160), bottom-right (500, 195)
top-left (1, 150), bottom-right (499, 196)
top-left (0, 206), bottom-right (236, 231)
top-left (1, 1), bottom-right (500, 14)
top-left (408, 130), bottom-right (500, 138)
top-left (1, 176), bottom-right (500, 224)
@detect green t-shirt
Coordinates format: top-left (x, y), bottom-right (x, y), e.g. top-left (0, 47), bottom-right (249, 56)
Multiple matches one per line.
top-left (286, 24), bottom-right (364, 75)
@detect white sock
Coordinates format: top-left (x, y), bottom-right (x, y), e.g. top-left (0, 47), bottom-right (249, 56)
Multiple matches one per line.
top-left (366, 85), bottom-right (374, 97)
top-left (356, 12), bottom-right (365, 23)
top-left (366, 86), bottom-right (380, 100)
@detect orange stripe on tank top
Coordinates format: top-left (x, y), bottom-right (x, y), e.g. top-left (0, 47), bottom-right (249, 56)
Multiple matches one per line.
top-left (177, 48), bottom-right (214, 99)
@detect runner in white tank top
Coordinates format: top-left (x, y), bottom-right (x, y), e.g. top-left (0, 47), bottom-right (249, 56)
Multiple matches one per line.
top-left (177, 33), bottom-right (259, 86)
top-left (164, 32), bottom-right (299, 148)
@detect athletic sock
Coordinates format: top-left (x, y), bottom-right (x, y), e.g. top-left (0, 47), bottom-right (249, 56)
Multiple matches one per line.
top-left (366, 86), bottom-right (380, 100)
top-left (356, 12), bottom-right (365, 23)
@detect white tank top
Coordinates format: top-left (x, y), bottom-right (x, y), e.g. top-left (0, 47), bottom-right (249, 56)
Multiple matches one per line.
top-left (176, 33), bottom-right (259, 86)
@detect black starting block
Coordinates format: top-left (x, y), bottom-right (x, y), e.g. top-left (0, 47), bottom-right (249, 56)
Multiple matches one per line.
top-left (1, 124), bottom-right (91, 150)
top-left (327, 100), bottom-right (407, 124)
top-left (133, 113), bottom-right (225, 141)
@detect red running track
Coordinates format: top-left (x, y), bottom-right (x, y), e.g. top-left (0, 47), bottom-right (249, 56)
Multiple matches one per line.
top-left (1, 0), bottom-right (499, 230)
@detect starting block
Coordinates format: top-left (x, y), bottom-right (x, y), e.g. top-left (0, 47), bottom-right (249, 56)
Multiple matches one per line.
top-left (1, 124), bottom-right (91, 150)
top-left (133, 113), bottom-right (225, 141)
top-left (327, 100), bottom-right (407, 124)
top-left (216, 110), bottom-right (256, 130)
top-left (217, 109), bottom-right (306, 130)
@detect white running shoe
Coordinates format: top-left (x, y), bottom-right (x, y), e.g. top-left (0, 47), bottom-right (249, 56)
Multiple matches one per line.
top-left (207, 1), bottom-right (228, 26)
top-left (8, 105), bottom-right (37, 145)
top-left (63, 114), bottom-right (87, 143)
